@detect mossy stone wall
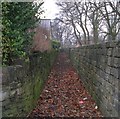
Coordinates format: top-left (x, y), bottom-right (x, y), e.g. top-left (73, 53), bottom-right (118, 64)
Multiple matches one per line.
top-left (1, 50), bottom-right (58, 117)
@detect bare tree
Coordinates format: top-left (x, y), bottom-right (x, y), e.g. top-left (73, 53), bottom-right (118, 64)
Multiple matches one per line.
top-left (51, 18), bottom-right (76, 47)
top-left (56, 0), bottom-right (120, 47)
top-left (95, 1), bottom-right (120, 41)
top-left (51, 18), bottom-right (64, 45)
top-left (56, 2), bottom-right (83, 46)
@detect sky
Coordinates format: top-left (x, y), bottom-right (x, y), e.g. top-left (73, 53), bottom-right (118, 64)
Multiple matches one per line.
top-left (39, 0), bottom-right (116, 19)
top-left (41, 0), bottom-right (60, 19)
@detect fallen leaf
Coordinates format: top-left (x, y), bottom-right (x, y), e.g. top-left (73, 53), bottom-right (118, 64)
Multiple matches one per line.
top-left (83, 97), bottom-right (87, 100)
top-left (28, 53), bottom-right (103, 118)
top-left (79, 100), bottom-right (84, 104)
top-left (95, 106), bottom-right (98, 109)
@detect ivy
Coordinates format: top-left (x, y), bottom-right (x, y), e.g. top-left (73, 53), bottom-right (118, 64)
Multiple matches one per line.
top-left (52, 40), bottom-right (61, 50)
top-left (2, 2), bottom-right (44, 65)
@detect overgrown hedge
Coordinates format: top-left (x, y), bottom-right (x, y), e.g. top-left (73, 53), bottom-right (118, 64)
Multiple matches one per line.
top-left (2, 2), bottom-right (43, 65)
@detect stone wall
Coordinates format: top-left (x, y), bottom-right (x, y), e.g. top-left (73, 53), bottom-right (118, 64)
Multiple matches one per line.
top-left (1, 50), bottom-right (58, 117)
top-left (69, 41), bottom-right (120, 117)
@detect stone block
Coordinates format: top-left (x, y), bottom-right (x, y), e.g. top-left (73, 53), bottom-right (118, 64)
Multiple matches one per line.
top-left (99, 70), bottom-right (105, 79)
top-left (108, 75), bottom-right (119, 86)
top-left (107, 48), bottom-right (113, 56)
top-left (105, 65), bottom-right (111, 74)
top-left (113, 58), bottom-right (119, 68)
top-left (107, 57), bottom-right (112, 66)
top-left (1, 91), bottom-right (9, 101)
top-left (110, 106), bottom-right (119, 117)
top-left (114, 47), bottom-right (120, 58)
top-left (110, 67), bottom-right (119, 79)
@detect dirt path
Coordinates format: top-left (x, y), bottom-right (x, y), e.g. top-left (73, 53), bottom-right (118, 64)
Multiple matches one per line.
top-left (28, 52), bottom-right (103, 118)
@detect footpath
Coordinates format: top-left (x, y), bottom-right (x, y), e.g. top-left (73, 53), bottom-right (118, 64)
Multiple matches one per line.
top-left (28, 52), bottom-right (103, 118)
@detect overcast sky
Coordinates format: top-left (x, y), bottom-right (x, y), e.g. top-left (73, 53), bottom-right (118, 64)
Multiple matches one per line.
top-left (41, 0), bottom-right (59, 19)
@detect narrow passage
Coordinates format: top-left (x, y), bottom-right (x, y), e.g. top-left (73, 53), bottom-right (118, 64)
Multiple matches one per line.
top-left (28, 52), bottom-right (102, 118)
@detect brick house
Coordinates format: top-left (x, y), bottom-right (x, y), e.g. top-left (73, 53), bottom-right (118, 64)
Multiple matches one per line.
top-left (32, 19), bottom-right (52, 52)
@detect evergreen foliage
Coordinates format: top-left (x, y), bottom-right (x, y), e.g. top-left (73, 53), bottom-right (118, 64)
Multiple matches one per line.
top-left (2, 2), bottom-right (44, 65)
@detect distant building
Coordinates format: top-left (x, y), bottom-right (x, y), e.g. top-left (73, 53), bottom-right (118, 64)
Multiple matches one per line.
top-left (32, 19), bottom-right (52, 52)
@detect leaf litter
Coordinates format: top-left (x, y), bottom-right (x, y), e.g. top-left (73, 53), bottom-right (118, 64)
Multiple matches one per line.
top-left (28, 52), bottom-right (103, 118)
